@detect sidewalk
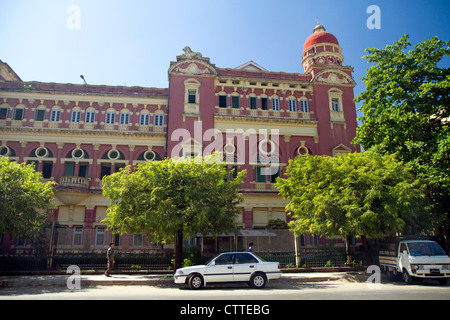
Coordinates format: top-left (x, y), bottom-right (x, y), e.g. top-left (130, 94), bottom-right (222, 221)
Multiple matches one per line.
top-left (0, 271), bottom-right (368, 289)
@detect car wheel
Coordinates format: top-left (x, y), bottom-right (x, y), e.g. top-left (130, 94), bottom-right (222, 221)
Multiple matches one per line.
top-left (250, 273), bottom-right (267, 289)
top-left (188, 274), bottom-right (203, 290)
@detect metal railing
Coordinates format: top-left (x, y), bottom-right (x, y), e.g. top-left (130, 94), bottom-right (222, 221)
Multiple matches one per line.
top-left (0, 249), bottom-right (374, 272)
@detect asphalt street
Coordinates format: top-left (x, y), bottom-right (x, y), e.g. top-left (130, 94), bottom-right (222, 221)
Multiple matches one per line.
top-left (1, 274), bottom-right (449, 300)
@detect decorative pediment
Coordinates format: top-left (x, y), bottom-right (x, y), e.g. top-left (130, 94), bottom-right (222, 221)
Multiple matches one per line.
top-left (169, 60), bottom-right (217, 76)
top-left (234, 60), bottom-right (268, 72)
top-left (312, 70), bottom-right (355, 86)
top-left (331, 143), bottom-right (353, 157)
top-left (169, 46), bottom-right (217, 76)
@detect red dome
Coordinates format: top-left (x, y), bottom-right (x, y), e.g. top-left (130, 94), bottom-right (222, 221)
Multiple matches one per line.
top-left (303, 31), bottom-right (339, 51)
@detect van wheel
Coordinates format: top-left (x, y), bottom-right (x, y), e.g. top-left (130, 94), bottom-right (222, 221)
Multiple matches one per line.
top-left (188, 274), bottom-right (203, 290)
top-left (250, 272), bottom-right (267, 289)
top-left (402, 269), bottom-right (414, 285)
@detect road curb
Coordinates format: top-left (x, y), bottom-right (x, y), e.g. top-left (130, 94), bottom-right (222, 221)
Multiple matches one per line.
top-left (0, 272), bottom-right (367, 289)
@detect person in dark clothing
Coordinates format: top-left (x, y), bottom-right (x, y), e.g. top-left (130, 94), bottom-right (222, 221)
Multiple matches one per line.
top-left (105, 243), bottom-right (115, 277)
top-left (248, 242), bottom-right (254, 253)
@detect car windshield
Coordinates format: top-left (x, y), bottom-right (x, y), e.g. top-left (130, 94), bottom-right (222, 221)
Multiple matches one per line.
top-left (407, 241), bottom-right (447, 256)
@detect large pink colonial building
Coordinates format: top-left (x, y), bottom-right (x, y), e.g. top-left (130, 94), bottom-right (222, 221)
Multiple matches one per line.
top-left (0, 23), bottom-right (359, 254)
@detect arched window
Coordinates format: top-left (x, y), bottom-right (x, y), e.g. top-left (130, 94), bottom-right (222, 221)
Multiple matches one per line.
top-left (71, 106), bottom-right (82, 123)
top-left (139, 109), bottom-right (151, 126)
top-left (50, 106), bottom-right (62, 122)
top-left (0, 103), bottom-right (10, 120)
top-left (105, 108), bottom-right (117, 124)
top-left (137, 150), bottom-right (162, 162)
top-left (119, 108), bottom-right (130, 125)
top-left (85, 107), bottom-right (96, 123)
top-left (154, 110), bottom-right (165, 126)
top-left (63, 148), bottom-right (91, 178)
top-left (0, 145), bottom-right (16, 158)
top-left (34, 105), bottom-right (47, 122)
top-left (27, 147), bottom-right (55, 179)
top-left (300, 98), bottom-right (309, 113)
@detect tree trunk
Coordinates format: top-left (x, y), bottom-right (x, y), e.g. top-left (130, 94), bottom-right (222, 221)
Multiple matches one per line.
top-left (361, 234), bottom-right (373, 266)
top-left (294, 233), bottom-right (302, 268)
top-left (173, 229), bottom-right (183, 271)
top-left (345, 235), bottom-right (352, 266)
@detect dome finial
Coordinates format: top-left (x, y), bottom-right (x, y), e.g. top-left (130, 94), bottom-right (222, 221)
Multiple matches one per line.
top-left (313, 20), bottom-right (326, 33)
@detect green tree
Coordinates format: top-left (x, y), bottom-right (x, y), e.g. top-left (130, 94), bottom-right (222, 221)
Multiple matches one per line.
top-left (0, 157), bottom-right (55, 236)
top-left (354, 35), bottom-right (450, 244)
top-left (276, 152), bottom-right (431, 263)
top-left (102, 155), bottom-right (246, 270)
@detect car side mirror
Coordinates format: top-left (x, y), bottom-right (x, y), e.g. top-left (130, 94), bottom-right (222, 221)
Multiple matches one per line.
top-left (210, 261), bottom-right (215, 266)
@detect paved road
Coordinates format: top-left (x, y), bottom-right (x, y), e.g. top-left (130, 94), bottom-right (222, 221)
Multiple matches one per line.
top-left (1, 277), bottom-right (449, 300)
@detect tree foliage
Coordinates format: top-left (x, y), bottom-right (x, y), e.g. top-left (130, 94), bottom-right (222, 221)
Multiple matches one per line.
top-left (354, 35), bottom-right (450, 232)
top-left (0, 157), bottom-right (55, 236)
top-left (102, 155), bottom-right (246, 270)
top-left (276, 152), bottom-right (432, 241)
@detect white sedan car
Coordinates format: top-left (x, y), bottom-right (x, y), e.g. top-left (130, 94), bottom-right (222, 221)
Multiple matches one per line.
top-left (174, 252), bottom-right (282, 289)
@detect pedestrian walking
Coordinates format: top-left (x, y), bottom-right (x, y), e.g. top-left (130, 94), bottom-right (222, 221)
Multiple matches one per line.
top-left (105, 242), bottom-right (115, 277)
top-left (248, 242), bottom-right (254, 253)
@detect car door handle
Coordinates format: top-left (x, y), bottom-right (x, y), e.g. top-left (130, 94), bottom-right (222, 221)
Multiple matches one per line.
top-left (249, 265), bottom-right (254, 268)
top-left (228, 266), bottom-right (232, 269)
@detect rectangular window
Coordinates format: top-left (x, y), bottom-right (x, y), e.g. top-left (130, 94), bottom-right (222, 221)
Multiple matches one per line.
top-left (255, 166), bottom-right (267, 183)
top-left (115, 163), bottom-right (125, 173)
top-left (73, 226), bottom-right (83, 246)
top-left (0, 107), bottom-right (9, 120)
top-left (133, 233), bottom-right (143, 247)
top-left (16, 236), bottom-right (27, 247)
top-left (261, 97), bottom-right (268, 110)
top-left (65, 162), bottom-right (75, 176)
top-left (300, 100), bottom-right (309, 112)
top-left (34, 109), bottom-right (46, 121)
top-left (154, 114), bottom-right (164, 126)
top-left (12, 108), bottom-right (24, 120)
top-left (71, 110), bottom-right (81, 123)
top-left (332, 99), bottom-right (340, 111)
top-left (272, 98), bottom-right (280, 111)
top-left (114, 234), bottom-right (121, 248)
top-left (188, 90), bottom-right (197, 104)
top-left (79, 163), bottom-right (89, 178)
top-left (250, 97), bottom-right (257, 109)
top-left (231, 96), bottom-right (240, 108)
top-left (42, 162), bottom-right (53, 179)
top-left (288, 99), bottom-right (297, 112)
top-left (85, 111), bottom-right (95, 123)
top-left (95, 227), bottom-right (106, 247)
top-left (140, 114), bottom-right (150, 126)
top-left (50, 109), bottom-right (61, 122)
top-left (269, 167), bottom-right (280, 183)
top-left (106, 112), bottom-right (116, 124)
top-left (218, 95), bottom-right (227, 108)
top-left (119, 113), bottom-right (130, 125)
top-left (56, 226), bottom-right (68, 247)
top-left (100, 163), bottom-right (111, 179)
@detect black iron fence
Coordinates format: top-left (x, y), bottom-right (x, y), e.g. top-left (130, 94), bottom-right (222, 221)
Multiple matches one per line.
top-left (0, 248), bottom-right (376, 273)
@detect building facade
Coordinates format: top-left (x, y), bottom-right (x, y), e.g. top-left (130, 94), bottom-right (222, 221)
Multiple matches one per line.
top-left (0, 23), bottom-right (359, 255)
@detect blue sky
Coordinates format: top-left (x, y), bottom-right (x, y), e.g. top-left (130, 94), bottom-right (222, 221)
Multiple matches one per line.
top-left (1, 0), bottom-right (449, 113)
